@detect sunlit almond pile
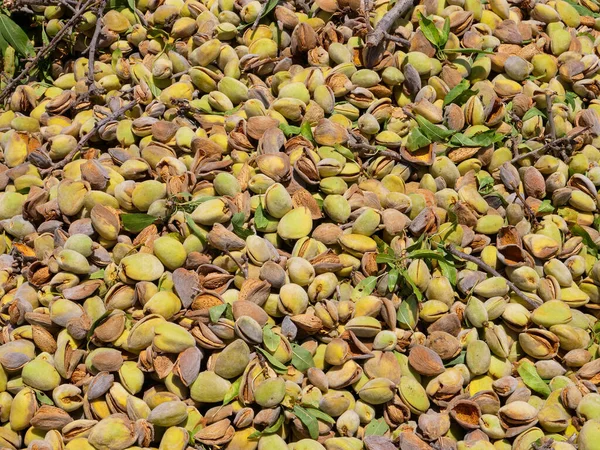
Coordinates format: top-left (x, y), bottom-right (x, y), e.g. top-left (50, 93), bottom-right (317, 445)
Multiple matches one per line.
top-left (3, 0), bottom-right (600, 448)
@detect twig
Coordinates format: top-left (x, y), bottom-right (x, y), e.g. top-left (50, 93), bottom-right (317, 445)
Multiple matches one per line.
top-left (134, 8), bottom-right (147, 26)
top-left (532, 438), bottom-right (554, 450)
top-left (545, 93), bottom-right (556, 141)
top-left (11, 0), bottom-right (78, 6)
top-left (509, 126), bottom-right (590, 165)
top-left (383, 32), bottom-right (410, 47)
top-left (225, 250), bottom-right (248, 278)
top-left (364, 0), bottom-right (415, 66)
top-left (0, 0), bottom-right (97, 104)
top-left (86, 0), bottom-right (108, 95)
top-left (294, 0), bottom-right (310, 14)
top-left (41, 100), bottom-right (137, 175)
top-left (251, 0), bottom-right (265, 31)
top-left (348, 140), bottom-right (404, 162)
top-left (445, 244), bottom-right (539, 309)
top-left (515, 191), bottom-right (538, 226)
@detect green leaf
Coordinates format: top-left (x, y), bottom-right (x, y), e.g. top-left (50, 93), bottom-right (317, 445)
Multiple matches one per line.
top-left (147, 77), bottom-right (162, 98)
top-left (364, 418), bottom-right (390, 436)
top-left (439, 17), bottom-right (450, 47)
top-left (594, 214), bottom-right (600, 231)
top-left (185, 213), bottom-right (207, 245)
top-left (89, 269), bottom-right (105, 280)
top-left (265, 413), bottom-right (285, 433)
top-left (35, 390), bottom-right (54, 406)
top-left (306, 408), bottom-right (335, 424)
top-left (537, 200), bottom-right (555, 214)
top-left (439, 255), bottom-right (457, 286)
top-left (563, 0), bottom-right (600, 16)
top-left (571, 225), bottom-right (599, 257)
top-left (449, 130), bottom-right (504, 148)
top-left (443, 79), bottom-right (478, 106)
top-left (399, 268), bottom-right (423, 301)
top-left (86, 310), bottom-right (112, 340)
top-left (477, 175), bottom-right (495, 195)
top-left (396, 295), bottom-right (419, 330)
top-left (293, 406), bottom-right (319, 440)
top-left (388, 268), bottom-right (399, 292)
top-left (263, 324), bottom-right (281, 352)
top-left (373, 235), bottom-right (390, 254)
top-left (522, 107), bottom-right (547, 122)
top-left (352, 275), bottom-right (378, 300)
top-left (254, 203), bottom-right (270, 229)
top-left (291, 344), bottom-right (315, 372)
top-left (279, 123), bottom-right (302, 137)
top-left (415, 116), bottom-right (455, 142)
top-left (418, 13), bottom-right (441, 48)
top-left (231, 212), bottom-right (254, 239)
top-left (0, 32), bottom-right (7, 55)
top-left (0, 14), bottom-right (35, 57)
top-left (249, 413), bottom-right (285, 439)
top-left (300, 121), bottom-right (314, 143)
top-left (334, 144), bottom-right (356, 161)
top-left (408, 249), bottom-right (448, 262)
top-left (112, 48), bottom-right (123, 73)
top-left (209, 303), bottom-right (228, 323)
top-left (223, 376), bottom-right (242, 405)
top-left (127, 0), bottom-right (138, 19)
top-left (444, 350), bottom-right (466, 367)
top-left (518, 360), bottom-right (551, 398)
top-left (375, 253), bottom-right (395, 265)
top-left (255, 347), bottom-right (289, 374)
top-left (121, 213), bottom-right (157, 232)
top-left (565, 91), bottom-right (578, 110)
top-left (406, 128), bottom-right (432, 152)
top-left (107, 0), bottom-right (129, 8)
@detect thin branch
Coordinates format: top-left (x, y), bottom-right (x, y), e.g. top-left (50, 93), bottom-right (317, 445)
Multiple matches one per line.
top-left (134, 7), bottom-right (147, 26)
top-left (294, 0), bottom-right (310, 15)
top-left (515, 190), bottom-right (538, 226)
top-left (10, 0), bottom-right (78, 6)
top-left (86, 0), bottom-right (108, 95)
top-left (251, 1), bottom-right (265, 31)
top-left (225, 250), bottom-right (248, 278)
top-left (509, 126), bottom-right (590, 165)
top-left (41, 100), bottom-right (137, 175)
top-left (383, 32), bottom-right (410, 47)
top-left (348, 141), bottom-right (405, 163)
top-left (0, 0), bottom-right (97, 104)
top-left (445, 244), bottom-right (539, 309)
top-left (365, 0), bottom-right (413, 48)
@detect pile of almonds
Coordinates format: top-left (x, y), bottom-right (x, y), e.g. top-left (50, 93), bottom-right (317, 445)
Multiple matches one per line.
top-left (3, 0), bottom-right (600, 448)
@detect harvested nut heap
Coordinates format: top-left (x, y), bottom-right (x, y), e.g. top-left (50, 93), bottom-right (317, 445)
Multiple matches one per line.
top-left (6, 0), bottom-right (600, 448)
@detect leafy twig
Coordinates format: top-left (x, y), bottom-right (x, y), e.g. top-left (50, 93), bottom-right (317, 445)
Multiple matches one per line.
top-left (444, 244), bottom-right (539, 309)
top-left (41, 100), bottom-right (137, 175)
top-left (0, 0), bottom-right (96, 103)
